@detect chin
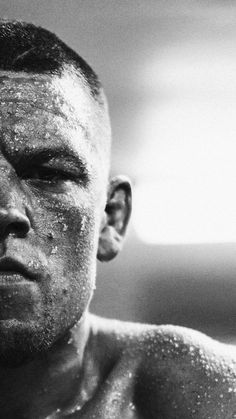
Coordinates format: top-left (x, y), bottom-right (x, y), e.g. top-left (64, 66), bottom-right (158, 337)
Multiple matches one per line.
top-left (0, 319), bottom-right (56, 367)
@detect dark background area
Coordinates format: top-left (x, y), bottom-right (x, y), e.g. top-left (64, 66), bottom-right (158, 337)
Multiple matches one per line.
top-left (2, 0), bottom-right (236, 343)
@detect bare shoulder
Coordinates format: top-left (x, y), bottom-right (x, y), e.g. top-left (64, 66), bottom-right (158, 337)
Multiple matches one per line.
top-left (135, 324), bottom-right (236, 419)
top-left (89, 314), bottom-right (236, 419)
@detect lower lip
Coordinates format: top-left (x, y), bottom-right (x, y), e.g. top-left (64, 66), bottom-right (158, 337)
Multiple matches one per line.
top-left (0, 273), bottom-right (30, 285)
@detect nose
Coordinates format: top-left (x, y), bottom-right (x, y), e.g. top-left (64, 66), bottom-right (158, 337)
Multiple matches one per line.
top-left (0, 161), bottom-right (32, 239)
top-left (0, 208), bottom-right (31, 238)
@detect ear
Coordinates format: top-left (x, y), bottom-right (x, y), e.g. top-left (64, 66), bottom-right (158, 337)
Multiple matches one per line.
top-left (97, 176), bottom-right (132, 262)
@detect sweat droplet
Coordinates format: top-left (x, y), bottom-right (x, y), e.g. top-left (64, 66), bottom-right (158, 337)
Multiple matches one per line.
top-left (80, 218), bottom-right (86, 232)
top-left (47, 232), bottom-right (54, 240)
top-left (51, 246), bottom-right (58, 255)
top-left (129, 402), bottom-right (135, 411)
top-left (74, 405), bottom-right (81, 412)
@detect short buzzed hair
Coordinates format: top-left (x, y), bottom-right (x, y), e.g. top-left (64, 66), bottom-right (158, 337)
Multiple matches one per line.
top-left (0, 20), bottom-right (102, 101)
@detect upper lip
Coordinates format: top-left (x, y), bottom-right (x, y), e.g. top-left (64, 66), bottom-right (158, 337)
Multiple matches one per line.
top-left (0, 257), bottom-right (38, 280)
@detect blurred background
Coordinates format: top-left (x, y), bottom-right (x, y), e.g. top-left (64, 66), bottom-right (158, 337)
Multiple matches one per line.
top-left (2, 0), bottom-right (236, 342)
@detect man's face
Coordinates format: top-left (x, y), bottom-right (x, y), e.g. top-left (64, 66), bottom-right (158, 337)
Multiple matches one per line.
top-left (0, 70), bottom-right (108, 363)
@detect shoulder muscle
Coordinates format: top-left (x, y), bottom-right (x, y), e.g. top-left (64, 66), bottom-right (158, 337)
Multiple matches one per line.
top-left (135, 325), bottom-right (236, 419)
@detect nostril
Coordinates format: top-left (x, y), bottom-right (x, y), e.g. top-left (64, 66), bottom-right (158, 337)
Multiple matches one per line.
top-left (7, 220), bottom-right (30, 237)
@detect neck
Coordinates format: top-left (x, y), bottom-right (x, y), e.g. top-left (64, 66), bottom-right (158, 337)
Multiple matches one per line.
top-left (0, 312), bottom-right (92, 419)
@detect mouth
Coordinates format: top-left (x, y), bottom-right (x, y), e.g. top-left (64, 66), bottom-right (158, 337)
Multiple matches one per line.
top-left (0, 257), bottom-right (39, 281)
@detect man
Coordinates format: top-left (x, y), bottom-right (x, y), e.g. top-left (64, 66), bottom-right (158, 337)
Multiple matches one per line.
top-left (0, 19), bottom-right (234, 419)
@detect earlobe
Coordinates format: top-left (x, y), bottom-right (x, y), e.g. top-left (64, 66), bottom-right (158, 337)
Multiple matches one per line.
top-left (97, 176), bottom-right (132, 262)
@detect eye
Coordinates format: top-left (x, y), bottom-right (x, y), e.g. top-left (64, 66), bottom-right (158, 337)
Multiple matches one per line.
top-left (21, 165), bottom-right (75, 185)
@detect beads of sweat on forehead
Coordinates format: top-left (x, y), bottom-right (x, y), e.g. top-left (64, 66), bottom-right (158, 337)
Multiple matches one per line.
top-left (0, 74), bottom-right (90, 132)
top-left (0, 75), bottom-right (60, 109)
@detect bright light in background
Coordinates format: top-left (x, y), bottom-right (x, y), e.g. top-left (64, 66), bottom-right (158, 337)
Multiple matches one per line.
top-left (132, 41), bottom-right (236, 244)
top-left (133, 177), bottom-right (236, 245)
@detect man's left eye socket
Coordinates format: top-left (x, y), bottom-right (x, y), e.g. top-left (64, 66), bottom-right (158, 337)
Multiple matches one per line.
top-left (21, 167), bottom-right (73, 184)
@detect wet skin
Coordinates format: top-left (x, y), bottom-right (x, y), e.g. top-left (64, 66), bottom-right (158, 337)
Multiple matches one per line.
top-left (0, 70), bottom-right (235, 418)
top-left (0, 70), bottom-right (107, 360)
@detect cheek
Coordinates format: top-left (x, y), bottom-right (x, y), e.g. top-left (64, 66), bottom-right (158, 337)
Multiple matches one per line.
top-left (28, 192), bottom-right (99, 330)
top-left (48, 209), bottom-right (97, 326)
top-left (32, 186), bottom-right (98, 245)
top-left (32, 189), bottom-right (99, 292)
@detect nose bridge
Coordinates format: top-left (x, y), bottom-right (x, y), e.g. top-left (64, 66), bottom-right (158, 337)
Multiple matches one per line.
top-left (0, 163), bottom-right (20, 208)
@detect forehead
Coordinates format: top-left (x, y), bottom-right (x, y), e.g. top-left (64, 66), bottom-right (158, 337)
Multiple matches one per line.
top-left (0, 70), bottom-right (98, 154)
top-left (0, 69), bottom-right (93, 122)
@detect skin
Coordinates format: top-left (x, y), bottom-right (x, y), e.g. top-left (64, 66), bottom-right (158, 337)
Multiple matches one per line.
top-left (0, 68), bottom-right (235, 419)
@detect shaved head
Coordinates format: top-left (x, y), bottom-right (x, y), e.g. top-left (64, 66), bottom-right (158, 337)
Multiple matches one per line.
top-left (0, 20), bottom-right (101, 99)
